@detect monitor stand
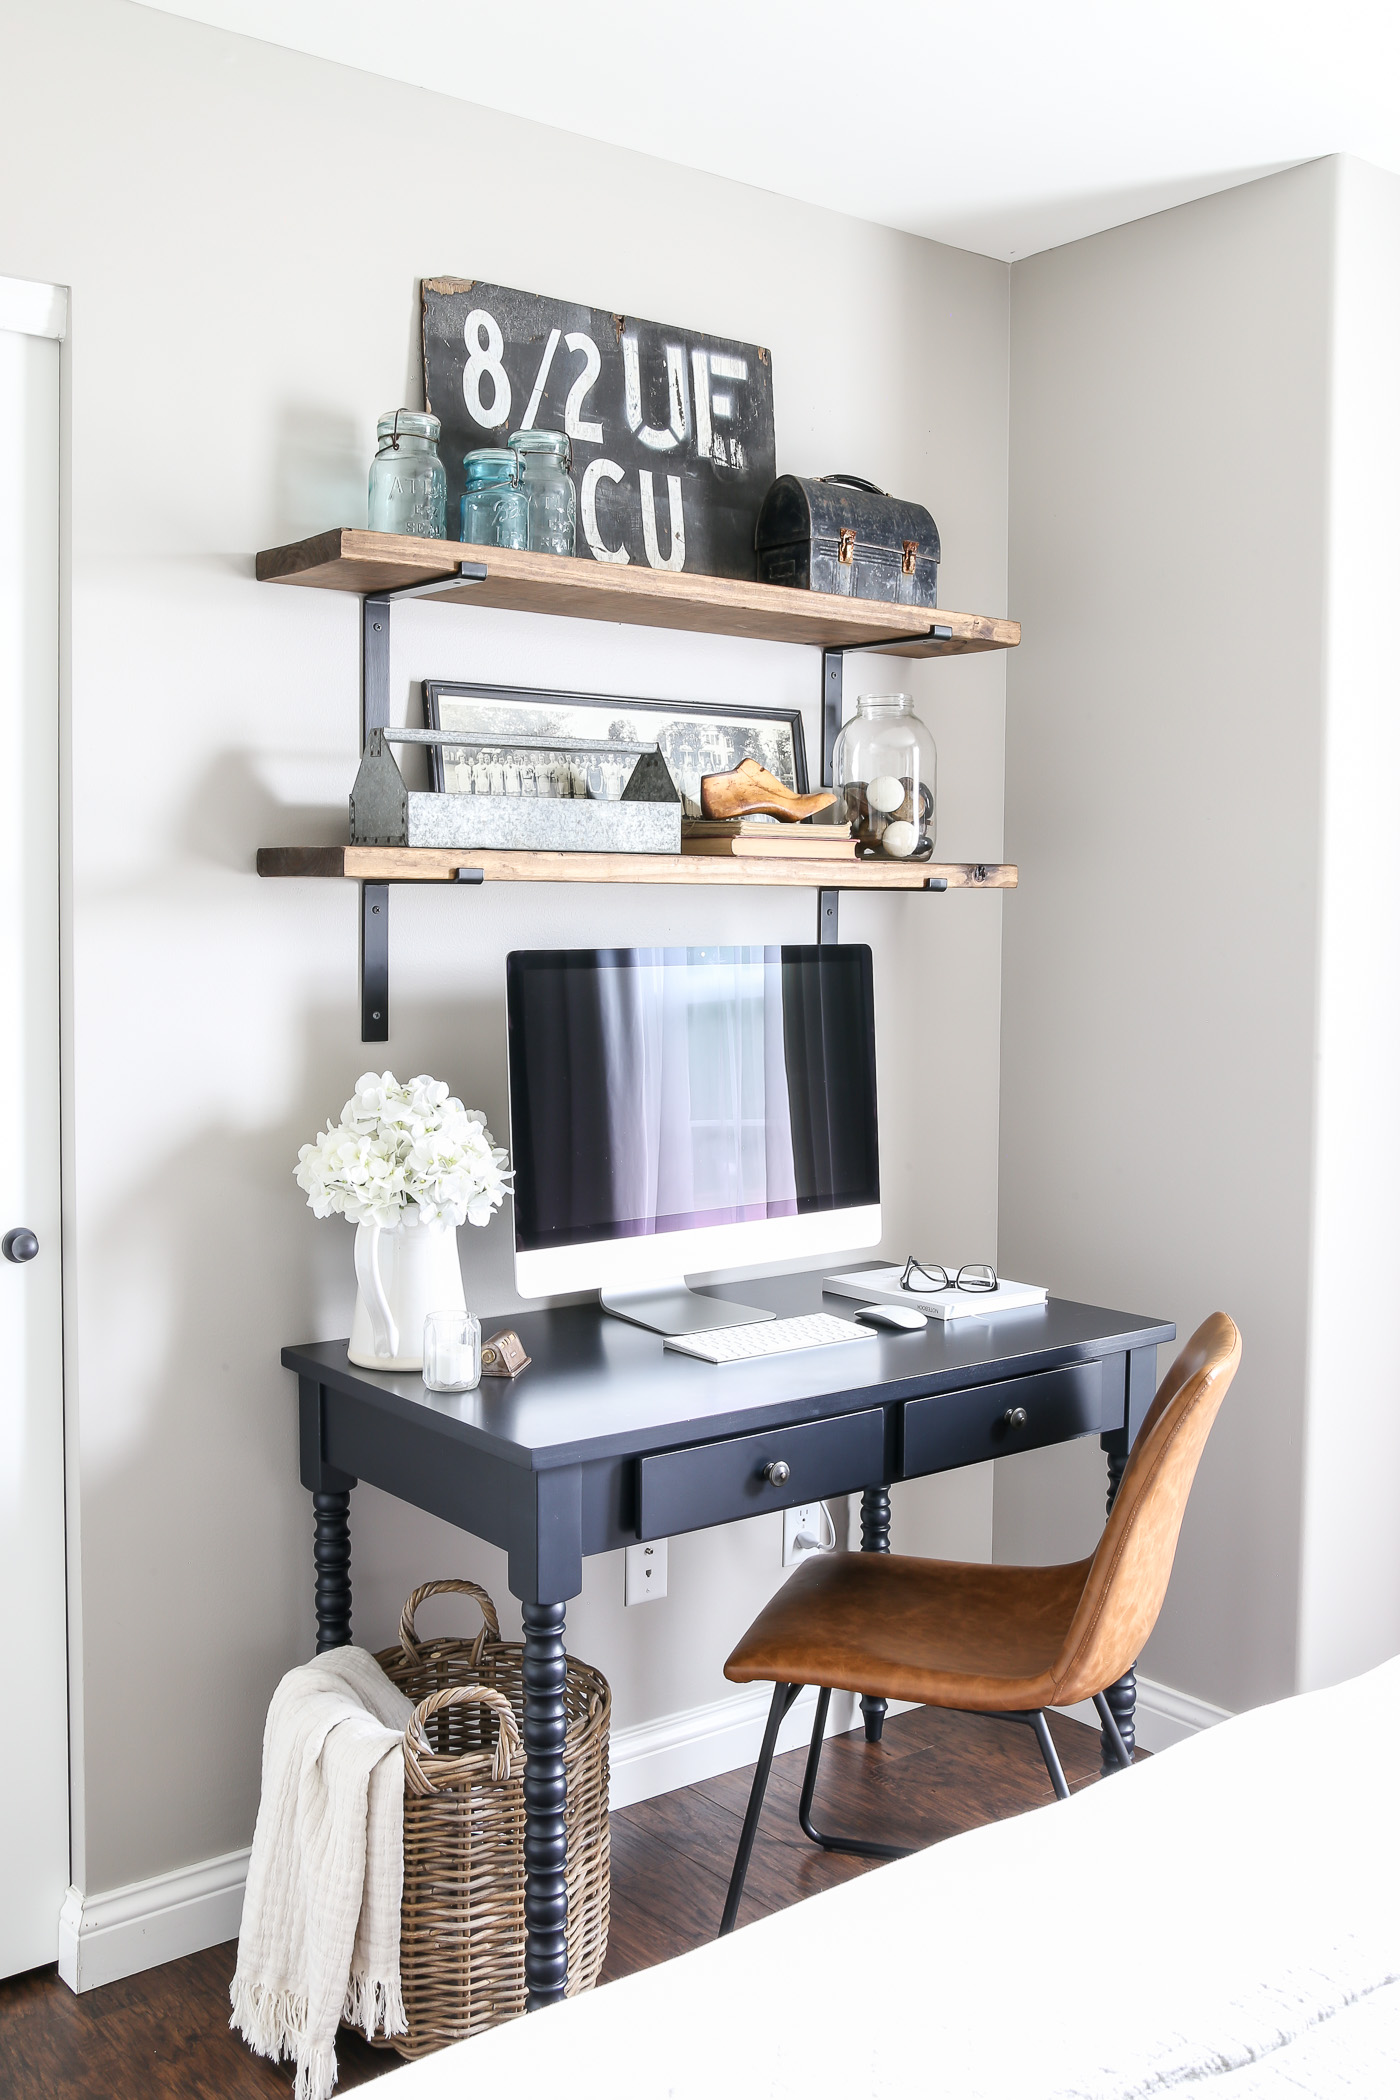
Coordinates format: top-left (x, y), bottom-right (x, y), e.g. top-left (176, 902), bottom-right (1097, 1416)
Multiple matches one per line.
top-left (599, 1281), bottom-right (778, 1337)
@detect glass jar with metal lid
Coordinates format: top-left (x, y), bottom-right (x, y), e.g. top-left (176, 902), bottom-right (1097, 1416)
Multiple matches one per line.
top-left (368, 410), bottom-right (446, 538)
top-left (460, 448), bottom-right (528, 549)
top-left (832, 693), bottom-right (936, 859)
top-left (508, 429), bottom-right (576, 556)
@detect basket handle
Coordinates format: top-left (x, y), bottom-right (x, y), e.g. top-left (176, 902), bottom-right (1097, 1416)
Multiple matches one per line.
top-left (398, 1579), bottom-right (500, 1662)
top-left (403, 1685), bottom-right (522, 1791)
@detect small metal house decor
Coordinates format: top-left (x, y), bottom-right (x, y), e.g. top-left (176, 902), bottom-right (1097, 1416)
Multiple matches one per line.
top-left (754, 473), bottom-right (940, 608)
top-left (349, 728), bottom-right (681, 853)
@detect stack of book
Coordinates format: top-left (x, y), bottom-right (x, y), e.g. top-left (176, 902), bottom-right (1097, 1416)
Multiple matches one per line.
top-left (680, 818), bottom-right (859, 861)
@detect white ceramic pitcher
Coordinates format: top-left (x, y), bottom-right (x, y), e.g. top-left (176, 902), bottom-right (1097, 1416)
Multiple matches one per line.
top-left (348, 1207), bottom-right (466, 1370)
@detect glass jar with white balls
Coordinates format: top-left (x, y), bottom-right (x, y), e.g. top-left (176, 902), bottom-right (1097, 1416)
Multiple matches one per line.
top-left (832, 693), bottom-right (936, 860)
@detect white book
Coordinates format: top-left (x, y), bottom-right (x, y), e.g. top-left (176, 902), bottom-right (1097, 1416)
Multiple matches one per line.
top-left (824, 1266), bottom-right (1049, 1321)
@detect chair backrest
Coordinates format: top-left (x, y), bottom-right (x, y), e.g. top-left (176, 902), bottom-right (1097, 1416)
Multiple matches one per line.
top-left (1051, 1312), bottom-right (1241, 1706)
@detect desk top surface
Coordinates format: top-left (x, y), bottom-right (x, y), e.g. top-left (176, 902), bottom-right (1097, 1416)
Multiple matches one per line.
top-left (285, 1269), bottom-right (1174, 1472)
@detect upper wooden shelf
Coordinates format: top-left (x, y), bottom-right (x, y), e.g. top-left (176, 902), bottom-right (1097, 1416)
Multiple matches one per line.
top-left (255, 530), bottom-right (1020, 660)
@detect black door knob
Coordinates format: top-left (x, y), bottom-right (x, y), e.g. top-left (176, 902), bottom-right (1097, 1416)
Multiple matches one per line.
top-left (3, 1228), bottom-right (39, 1263)
top-left (1003, 1406), bottom-right (1028, 1429)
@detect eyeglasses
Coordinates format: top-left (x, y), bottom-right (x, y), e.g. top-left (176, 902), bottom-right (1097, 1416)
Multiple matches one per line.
top-left (901, 1258), bottom-right (999, 1295)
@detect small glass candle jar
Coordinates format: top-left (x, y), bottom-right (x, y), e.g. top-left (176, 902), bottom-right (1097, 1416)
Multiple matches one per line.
top-left (832, 693), bottom-right (936, 860)
top-left (460, 448), bottom-right (528, 549)
top-left (508, 429), bottom-right (577, 556)
top-left (368, 410), bottom-right (447, 538)
top-left (422, 1309), bottom-right (481, 1392)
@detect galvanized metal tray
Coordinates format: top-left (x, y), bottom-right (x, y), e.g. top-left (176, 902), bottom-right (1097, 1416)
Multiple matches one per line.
top-left (349, 727), bottom-right (682, 852)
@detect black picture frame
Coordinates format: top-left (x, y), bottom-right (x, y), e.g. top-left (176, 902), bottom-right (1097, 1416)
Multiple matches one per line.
top-left (421, 680), bottom-right (809, 819)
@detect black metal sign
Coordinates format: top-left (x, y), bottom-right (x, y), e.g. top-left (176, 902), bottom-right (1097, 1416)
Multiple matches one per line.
top-left (421, 277), bottom-right (775, 580)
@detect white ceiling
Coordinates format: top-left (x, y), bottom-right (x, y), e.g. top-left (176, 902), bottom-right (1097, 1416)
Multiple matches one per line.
top-left (137, 0), bottom-right (1400, 259)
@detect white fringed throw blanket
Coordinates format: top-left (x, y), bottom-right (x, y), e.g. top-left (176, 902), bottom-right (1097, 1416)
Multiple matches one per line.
top-left (231, 1646), bottom-right (415, 2100)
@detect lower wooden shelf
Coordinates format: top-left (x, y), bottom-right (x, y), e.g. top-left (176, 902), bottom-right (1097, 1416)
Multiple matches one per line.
top-left (256, 846), bottom-right (1017, 889)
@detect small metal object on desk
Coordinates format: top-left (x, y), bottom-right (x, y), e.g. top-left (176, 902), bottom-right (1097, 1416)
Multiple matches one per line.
top-left (480, 1328), bottom-right (532, 1378)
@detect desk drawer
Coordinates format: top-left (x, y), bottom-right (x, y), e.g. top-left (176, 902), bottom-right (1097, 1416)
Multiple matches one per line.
top-left (901, 1362), bottom-right (1102, 1477)
top-left (637, 1408), bottom-right (885, 1541)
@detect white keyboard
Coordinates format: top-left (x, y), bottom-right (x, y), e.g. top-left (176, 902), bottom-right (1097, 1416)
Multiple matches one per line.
top-left (663, 1313), bottom-right (876, 1365)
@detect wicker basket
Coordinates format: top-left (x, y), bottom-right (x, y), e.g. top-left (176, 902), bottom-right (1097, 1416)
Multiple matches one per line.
top-left (370, 1579), bottom-right (610, 2057)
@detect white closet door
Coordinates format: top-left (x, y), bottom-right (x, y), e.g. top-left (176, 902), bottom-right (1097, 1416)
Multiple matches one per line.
top-left (0, 308), bottom-right (67, 1978)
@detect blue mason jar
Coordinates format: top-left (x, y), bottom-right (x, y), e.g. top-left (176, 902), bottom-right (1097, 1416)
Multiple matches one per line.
top-left (368, 411), bottom-right (446, 537)
top-left (508, 429), bottom-right (576, 556)
top-left (460, 448), bottom-right (528, 549)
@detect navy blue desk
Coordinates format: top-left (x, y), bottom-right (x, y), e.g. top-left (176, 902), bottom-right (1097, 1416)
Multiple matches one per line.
top-left (285, 1272), bottom-right (1173, 2008)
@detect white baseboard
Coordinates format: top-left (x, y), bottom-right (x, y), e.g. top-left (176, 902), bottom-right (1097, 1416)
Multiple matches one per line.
top-left (608, 1680), bottom-right (884, 1810)
top-left (52, 1686), bottom-right (876, 1993)
top-left (55, 1674), bottom-right (1225, 1995)
top-left (1055, 1674), bottom-right (1231, 1753)
top-left (57, 1847), bottom-right (250, 1995)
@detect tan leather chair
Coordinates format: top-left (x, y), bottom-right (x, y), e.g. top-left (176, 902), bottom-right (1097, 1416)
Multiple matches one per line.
top-left (718, 1312), bottom-right (1241, 1934)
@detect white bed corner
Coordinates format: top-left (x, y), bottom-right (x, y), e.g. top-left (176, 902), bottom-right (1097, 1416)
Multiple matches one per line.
top-left (376, 1658), bottom-right (1400, 2098)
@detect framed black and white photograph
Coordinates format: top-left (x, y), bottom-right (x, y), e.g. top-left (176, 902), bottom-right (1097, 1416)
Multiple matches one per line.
top-left (422, 681), bottom-right (808, 819)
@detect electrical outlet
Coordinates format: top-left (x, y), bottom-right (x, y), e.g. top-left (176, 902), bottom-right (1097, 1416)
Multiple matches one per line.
top-left (625, 1538), bottom-right (668, 1604)
top-left (783, 1503), bottom-right (829, 1567)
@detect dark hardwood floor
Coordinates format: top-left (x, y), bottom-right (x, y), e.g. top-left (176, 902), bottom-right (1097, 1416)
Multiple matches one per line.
top-left (0, 1706), bottom-right (1117, 2097)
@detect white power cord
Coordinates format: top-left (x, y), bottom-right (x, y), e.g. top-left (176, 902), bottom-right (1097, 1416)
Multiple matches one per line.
top-left (791, 1501), bottom-right (838, 1555)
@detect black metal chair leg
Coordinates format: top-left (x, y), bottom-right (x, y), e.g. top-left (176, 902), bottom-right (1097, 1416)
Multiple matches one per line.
top-left (719, 1682), bottom-right (801, 1936)
top-left (796, 1686), bottom-right (912, 1862)
top-left (1092, 1690), bottom-right (1134, 1771)
top-left (1028, 1709), bottom-right (1071, 1800)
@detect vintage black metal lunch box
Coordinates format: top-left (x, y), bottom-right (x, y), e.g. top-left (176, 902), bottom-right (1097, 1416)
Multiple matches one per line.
top-left (754, 473), bottom-right (940, 607)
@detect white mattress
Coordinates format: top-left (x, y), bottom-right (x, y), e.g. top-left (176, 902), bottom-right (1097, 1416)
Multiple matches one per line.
top-left (375, 1658), bottom-right (1400, 2097)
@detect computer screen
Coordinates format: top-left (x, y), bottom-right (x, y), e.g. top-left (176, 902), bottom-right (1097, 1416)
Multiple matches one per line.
top-left (506, 945), bottom-right (880, 1299)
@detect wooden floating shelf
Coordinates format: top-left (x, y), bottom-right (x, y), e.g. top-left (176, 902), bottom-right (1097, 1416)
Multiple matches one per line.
top-left (256, 846), bottom-right (1017, 891)
top-left (255, 530), bottom-right (1020, 660)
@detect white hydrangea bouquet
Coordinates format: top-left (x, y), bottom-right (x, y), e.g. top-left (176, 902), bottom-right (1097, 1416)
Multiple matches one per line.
top-left (296, 1070), bottom-right (510, 1229)
top-left (296, 1073), bottom-right (511, 1368)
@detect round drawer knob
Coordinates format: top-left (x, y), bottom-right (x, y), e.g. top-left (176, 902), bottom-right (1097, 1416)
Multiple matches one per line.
top-left (1003, 1406), bottom-right (1029, 1429)
top-left (763, 1460), bottom-right (791, 1486)
top-left (3, 1228), bottom-right (39, 1263)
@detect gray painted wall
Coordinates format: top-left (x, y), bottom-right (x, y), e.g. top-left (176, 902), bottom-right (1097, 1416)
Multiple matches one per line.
top-left (997, 163), bottom-right (1336, 1713)
top-left (11, 0), bottom-right (1386, 1911)
top-left (1, 0), bottom-right (1010, 1893)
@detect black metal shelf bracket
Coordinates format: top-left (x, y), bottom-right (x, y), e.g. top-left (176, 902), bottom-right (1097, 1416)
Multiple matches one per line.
top-left (361, 883), bottom-right (389, 1037)
top-left (359, 565), bottom-right (488, 1041)
top-left (820, 647), bottom-right (844, 945)
top-left (358, 589), bottom-right (951, 1034)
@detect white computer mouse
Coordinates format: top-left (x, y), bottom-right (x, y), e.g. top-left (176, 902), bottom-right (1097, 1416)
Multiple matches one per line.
top-left (854, 1303), bottom-right (928, 1331)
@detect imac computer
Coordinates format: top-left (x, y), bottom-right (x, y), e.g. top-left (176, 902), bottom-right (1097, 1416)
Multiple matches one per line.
top-left (505, 944), bottom-right (881, 1336)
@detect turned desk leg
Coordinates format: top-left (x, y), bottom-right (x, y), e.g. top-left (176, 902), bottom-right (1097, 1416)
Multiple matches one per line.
top-left (312, 1490), bottom-right (352, 1652)
top-left (1101, 1451), bottom-right (1136, 1774)
top-left (522, 1600), bottom-right (569, 2009)
top-left (859, 1485), bottom-right (892, 1742)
